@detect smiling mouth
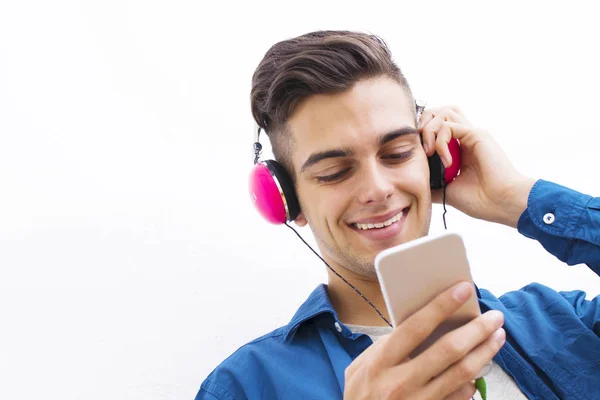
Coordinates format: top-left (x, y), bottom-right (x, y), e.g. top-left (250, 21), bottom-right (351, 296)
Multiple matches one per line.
top-left (352, 208), bottom-right (407, 230)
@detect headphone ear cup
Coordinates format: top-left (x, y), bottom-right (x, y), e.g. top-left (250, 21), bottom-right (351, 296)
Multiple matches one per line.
top-left (266, 160), bottom-right (300, 220)
top-left (428, 152), bottom-right (444, 190)
top-left (249, 160), bottom-right (300, 224)
top-left (428, 138), bottom-right (462, 189)
top-left (444, 138), bottom-right (461, 184)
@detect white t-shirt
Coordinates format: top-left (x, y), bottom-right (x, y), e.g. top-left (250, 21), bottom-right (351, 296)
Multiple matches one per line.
top-left (345, 324), bottom-right (529, 399)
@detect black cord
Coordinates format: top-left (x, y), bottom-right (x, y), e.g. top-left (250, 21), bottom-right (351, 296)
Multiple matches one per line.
top-left (285, 192), bottom-right (476, 397)
top-left (284, 222), bottom-right (392, 327)
top-left (284, 184), bottom-right (449, 329)
top-left (442, 184), bottom-right (448, 230)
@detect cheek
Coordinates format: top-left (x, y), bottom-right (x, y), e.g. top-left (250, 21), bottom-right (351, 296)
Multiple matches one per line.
top-left (399, 158), bottom-right (431, 196)
top-left (296, 183), bottom-right (333, 219)
top-left (297, 184), bottom-right (350, 228)
top-left (317, 189), bottom-right (350, 221)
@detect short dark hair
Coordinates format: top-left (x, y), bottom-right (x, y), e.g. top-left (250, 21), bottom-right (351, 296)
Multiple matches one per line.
top-left (250, 30), bottom-right (415, 176)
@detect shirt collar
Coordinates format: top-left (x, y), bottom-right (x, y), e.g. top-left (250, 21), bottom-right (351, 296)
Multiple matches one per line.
top-left (284, 283), bottom-right (337, 342)
top-left (283, 282), bottom-right (484, 342)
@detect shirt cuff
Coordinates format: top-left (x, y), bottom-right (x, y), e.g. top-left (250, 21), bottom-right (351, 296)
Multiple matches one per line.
top-left (517, 179), bottom-right (593, 263)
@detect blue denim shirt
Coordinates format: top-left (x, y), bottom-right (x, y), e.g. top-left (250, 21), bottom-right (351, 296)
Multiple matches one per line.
top-left (197, 179), bottom-right (600, 399)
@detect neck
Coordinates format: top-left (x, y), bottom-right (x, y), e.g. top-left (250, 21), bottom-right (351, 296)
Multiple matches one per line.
top-left (325, 263), bottom-right (391, 327)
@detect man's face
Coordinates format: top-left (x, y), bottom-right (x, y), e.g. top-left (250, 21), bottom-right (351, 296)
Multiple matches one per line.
top-left (288, 75), bottom-right (432, 277)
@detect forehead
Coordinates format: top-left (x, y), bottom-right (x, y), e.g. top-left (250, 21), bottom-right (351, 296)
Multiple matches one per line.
top-left (287, 76), bottom-right (415, 163)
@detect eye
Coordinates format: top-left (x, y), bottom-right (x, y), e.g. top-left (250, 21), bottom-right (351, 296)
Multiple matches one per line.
top-left (381, 150), bottom-right (413, 162)
top-left (316, 168), bottom-right (351, 183)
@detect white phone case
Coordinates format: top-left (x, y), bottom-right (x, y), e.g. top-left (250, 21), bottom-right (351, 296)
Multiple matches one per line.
top-left (374, 232), bottom-right (481, 358)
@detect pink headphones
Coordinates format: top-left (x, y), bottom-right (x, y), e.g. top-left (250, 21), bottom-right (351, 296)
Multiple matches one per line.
top-left (249, 103), bottom-right (461, 224)
top-left (249, 134), bottom-right (301, 224)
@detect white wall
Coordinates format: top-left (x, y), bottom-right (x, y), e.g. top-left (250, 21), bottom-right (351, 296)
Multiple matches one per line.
top-left (0, 1), bottom-right (599, 399)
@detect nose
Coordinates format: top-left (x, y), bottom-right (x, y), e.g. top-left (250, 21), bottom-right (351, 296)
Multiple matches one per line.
top-left (356, 160), bottom-right (394, 204)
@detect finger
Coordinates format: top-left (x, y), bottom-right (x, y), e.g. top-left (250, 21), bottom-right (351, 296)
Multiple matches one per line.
top-left (437, 121), bottom-right (487, 151)
top-left (418, 106), bottom-right (467, 130)
top-left (419, 109), bottom-right (465, 157)
top-left (415, 310), bottom-right (504, 381)
top-left (377, 281), bottom-right (474, 368)
top-left (435, 122), bottom-right (454, 168)
top-left (417, 106), bottom-right (443, 156)
top-left (424, 328), bottom-right (506, 397)
top-left (445, 105), bottom-right (469, 124)
top-left (420, 114), bottom-right (445, 157)
top-left (442, 382), bottom-right (477, 400)
top-left (344, 332), bottom-right (392, 378)
top-left (417, 108), bottom-right (435, 131)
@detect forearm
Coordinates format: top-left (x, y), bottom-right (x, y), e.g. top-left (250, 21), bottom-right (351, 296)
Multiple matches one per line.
top-left (494, 176), bottom-right (537, 229)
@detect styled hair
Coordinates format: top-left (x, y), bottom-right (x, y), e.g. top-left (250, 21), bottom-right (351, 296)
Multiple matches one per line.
top-left (250, 30), bottom-right (414, 176)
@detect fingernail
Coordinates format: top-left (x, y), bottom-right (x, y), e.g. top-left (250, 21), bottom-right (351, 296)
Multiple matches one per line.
top-left (452, 282), bottom-right (471, 301)
top-left (443, 156), bottom-right (452, 168)
top-left (476, 362), bottom-right (492, 378)
top-left (484, 310), bottom-right (504, 324)
top-left (492, 328), bottom-right (506, 344)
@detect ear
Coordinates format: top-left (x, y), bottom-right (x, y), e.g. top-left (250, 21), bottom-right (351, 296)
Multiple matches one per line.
top-left (293, 212), bottom-right (307, 227)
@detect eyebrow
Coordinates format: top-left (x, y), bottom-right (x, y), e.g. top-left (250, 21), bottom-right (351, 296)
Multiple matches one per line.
top-left (378, 126), bottom-right (419, 146)
top-left (300, 126), bottom-right (418, 173)
top-left (300, 148), bottom-right (354, 173)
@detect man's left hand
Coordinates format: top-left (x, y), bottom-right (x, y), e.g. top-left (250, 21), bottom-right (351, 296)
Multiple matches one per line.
top-left (418, 105), bottom-right (536, 228)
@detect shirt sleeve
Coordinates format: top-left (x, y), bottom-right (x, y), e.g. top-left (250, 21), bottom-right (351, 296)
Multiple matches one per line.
top-left (517, 179), bottom-right (600, 275)
top-left (559, 289), bottom-right (600, 336)
top-left (195, 388), bottom-right (221, 400)
top-left (195, 379), bottom-right (237, 400)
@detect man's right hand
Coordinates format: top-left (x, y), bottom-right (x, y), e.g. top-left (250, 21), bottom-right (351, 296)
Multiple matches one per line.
top-left (343, 282), bottom-right (505, 400)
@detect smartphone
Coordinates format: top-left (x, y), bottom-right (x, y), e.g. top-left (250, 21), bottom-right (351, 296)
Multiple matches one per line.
top-left (374, 232), bottom-right (481, 359)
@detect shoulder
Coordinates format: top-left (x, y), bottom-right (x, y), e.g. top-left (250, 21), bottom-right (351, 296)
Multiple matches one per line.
top-left (480, 282), bottom-right (567, 306)
top-left (196, 284), bottom-right (337, 399)
top-left (196, 325), bottom-right (292, 400)
top-left (478, 282), bottom-right (592, 320)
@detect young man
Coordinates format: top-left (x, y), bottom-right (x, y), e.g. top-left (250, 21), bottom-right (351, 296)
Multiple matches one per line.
top-left (197, 31), bottom-right (600, 399)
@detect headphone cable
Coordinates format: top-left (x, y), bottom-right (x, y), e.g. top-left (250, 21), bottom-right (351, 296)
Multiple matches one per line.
top-left (284, 222), bottom-right (392, 327)
top-left (284, 185), bottom-right (450, 329)
top-left (443, 184), bottom-right (448, 229)
top-left (284, 186), bottom-right (484, 399)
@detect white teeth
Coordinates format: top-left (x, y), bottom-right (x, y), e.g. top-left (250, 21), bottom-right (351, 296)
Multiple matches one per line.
top-left (355, 211), bottom-right (404, 230)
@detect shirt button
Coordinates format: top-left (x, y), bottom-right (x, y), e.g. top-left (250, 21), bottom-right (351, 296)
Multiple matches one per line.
top-left (334, 322), bottom-right (342, 332)
top-left (543, 213), bottom-right (555, 224)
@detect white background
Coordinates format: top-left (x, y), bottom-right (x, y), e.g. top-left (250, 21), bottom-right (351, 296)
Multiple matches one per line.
top-left (1, 1), bottom-right (599, 399)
